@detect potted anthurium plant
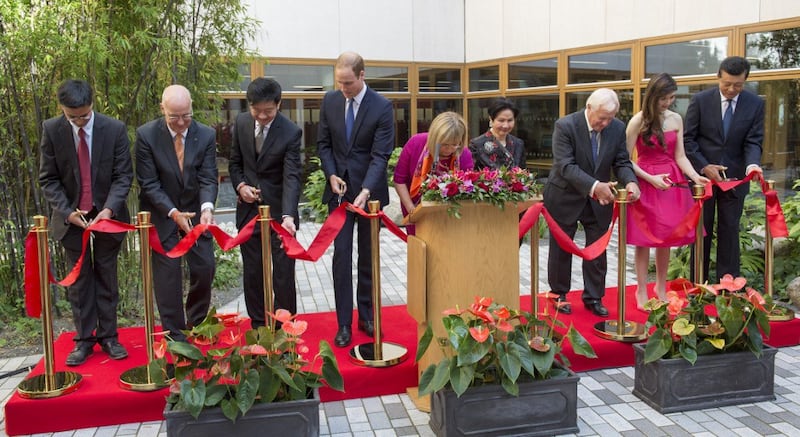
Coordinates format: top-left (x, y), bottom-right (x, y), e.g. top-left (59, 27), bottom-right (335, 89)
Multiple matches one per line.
top-left (633, 275), bottom-right (778, 413)
top-left (153, 307), bottom-right (344, 437)
top-left (416, 296), bottom-right (596, 437)
top-left (420, 166), bottom-right (540, 217)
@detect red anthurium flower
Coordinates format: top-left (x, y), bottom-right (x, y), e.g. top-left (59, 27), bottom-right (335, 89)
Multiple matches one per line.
top-left (669, 277), bottom-right (693, 291)
top-left (154, 338), bottom-right (167, 359)
top-left (219, 330), bottom-right (242, 346)
top-left (217, 375), bottom-right (239, 385)
top-left (469, 326), bottom-right (490, 343)
top-left (746, 288), bottom-right (767, 312)
top-left (470, 308), bottom-right (495, 324)
top-left (529, 336), bottom-right (550, 352)
top-left (666, 292), bottom-right (686, 317)
top-left (442, 307), bottom-right (463, 316)
top-left (714, 274), bottom-right (747, 292)
top-left (283, 320), bottom-right (308, 336)
top-left (493, 307), bottom-right (510, 321)
top-left (271, 309), bottom-right (294, 324)
top-left (298, 345), bottom-right (310, 355)
top-left (475, 296), bottom-right (493, 308)
top-left (704, 303), bottom-right (719, 318)
top-left (211, 360), bottom-right (230, 376)
top-left (169, 380), bottom-right (181, 394)
top-left (191, 335), bottom-right (215, 346)
top-left (239, 344), bottom-right (268, 356)
top-left (213, 312), bottom-right (241, 327)
top-left (175, 358), bottom-right (193, 368)
top-left (496, 319), bottom-right (514, 332)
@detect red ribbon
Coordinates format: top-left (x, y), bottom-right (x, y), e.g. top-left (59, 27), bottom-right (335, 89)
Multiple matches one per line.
top-left (24, 232), bottom-right (43, 318)
top-left (518, 202), bottom-right (618, 261)
top-left (148, 216), bottom-right (257, 258)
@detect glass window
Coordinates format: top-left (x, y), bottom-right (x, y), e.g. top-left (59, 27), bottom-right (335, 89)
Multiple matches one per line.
top-left (365, 66), bottom-right (409, 92)
top-left (419, 67), bottom-right (461, 92)
top-left (568, 49), bottom-right (631, 83)
top-left (645, 37), bottom-right (728, 78)
top-left (512, 95), bottom-right (559, 173)
top-left (238, 64), bottom-right (252, 91)
top-left (263, 64), bottom-right (334, 92)
top-left (469, 65), bottom-right (500, 92)
top-left (416, 99), bottom-right (464, 133)
top-left (566, 89), bottom-right (635, 124)
top-left (508, 58), bottom-right (558, 89)
top-left (746, 27), bottom-right (800, 71)
top-left (392, 99), bottom-right (412, 147)
top-left (467, 98), bottom-right (494, 139)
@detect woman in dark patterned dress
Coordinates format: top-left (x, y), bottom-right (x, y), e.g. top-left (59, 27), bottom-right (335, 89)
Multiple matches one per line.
top-left (468, 98), bottom-right (526, 170)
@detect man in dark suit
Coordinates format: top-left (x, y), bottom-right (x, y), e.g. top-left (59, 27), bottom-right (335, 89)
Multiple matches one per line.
top-left (685, 56), bottom-right (764, 282)
top-left (135, 84), bottom-right (218, 341)
top-left (39, 79), bottom-right (133, 366)
top-left (544, 88), bottom-right (640, 317)
top-left (317, 51), bottom-right (395, 347)
top-left (229, 77), bottom-right (302, 328)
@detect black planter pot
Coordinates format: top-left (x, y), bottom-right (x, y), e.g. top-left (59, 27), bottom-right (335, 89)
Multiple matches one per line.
top-left (429, 372), bottom-right (580, 437)
top-left (164, 394), bottom-right (320, 437)
top-left (632, 343), bottom-right (777, 413)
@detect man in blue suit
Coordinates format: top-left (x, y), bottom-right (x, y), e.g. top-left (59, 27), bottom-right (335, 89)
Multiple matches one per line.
top-left (544, 88), bottom-right (640, 317)
top-left (684, 56), bottom-right (764, 282)
top-left (317, 51), bottom-right (395, 347)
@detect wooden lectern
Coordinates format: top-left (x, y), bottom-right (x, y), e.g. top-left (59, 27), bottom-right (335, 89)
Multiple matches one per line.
top-left (406, 200), bottom-right (536, 386)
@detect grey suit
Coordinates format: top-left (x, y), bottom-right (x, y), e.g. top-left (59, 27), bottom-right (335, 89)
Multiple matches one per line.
top-left (135, 118), bottom-right (218, 340)
top-left (544, 110), bottom-right (637, 302)
top-left (39, 112), bottom-right (133, 347)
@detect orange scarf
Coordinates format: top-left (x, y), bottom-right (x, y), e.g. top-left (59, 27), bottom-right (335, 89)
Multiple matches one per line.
top-left (409, 147), bottom-right (457, 199)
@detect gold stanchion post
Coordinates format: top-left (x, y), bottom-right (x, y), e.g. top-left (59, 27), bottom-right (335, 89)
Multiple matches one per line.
top-left (258, 205), bottom-right (276, 330)
top-left (593, 189), bottom-right (647, 342)
top-left (764, 180), bottom-right (794, 321)
top-left (17, 216), bottom-right (82, 399)
top-left (350, 200), bottom-right (408, 367)
top-left (120, 212), bottom-right (173, 391)
top-left (692, 184), bottom-right (705, 285)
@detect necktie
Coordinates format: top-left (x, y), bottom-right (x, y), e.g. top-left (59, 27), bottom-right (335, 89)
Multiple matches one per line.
top-left (722, 99), bottom-right (733, 140)
top-left (174, 133), bottom-right (184, 173)
top-left (345, 98), bottom-right (355, 142)
top-left (590, 130), bottom-right (599, 164)
top-left (255, 124), bottom-right (265, 155)
top-left (77, 128), bottom-right (93, 211)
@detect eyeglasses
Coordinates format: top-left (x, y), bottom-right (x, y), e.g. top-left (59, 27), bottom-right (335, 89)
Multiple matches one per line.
top-left (65, 111), bottom-right (92, 121)
top-left (166, 113), bottom-right (193, 122)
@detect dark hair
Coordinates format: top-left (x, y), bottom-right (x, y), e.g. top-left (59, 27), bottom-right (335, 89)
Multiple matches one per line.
top-left (246, 77), bottom-right (282, 105)
top-left (640, 73), bottom-right (677, 150)
top-left (718, 56), bottom-right (751, 79)
top-left (57, 80), bottom-right (93, 108)
top-left (488, 98), bottom-right (519, 120)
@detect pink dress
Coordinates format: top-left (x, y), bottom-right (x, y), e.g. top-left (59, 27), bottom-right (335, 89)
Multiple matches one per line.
top-left (627, 130), bottom-right (695, 247)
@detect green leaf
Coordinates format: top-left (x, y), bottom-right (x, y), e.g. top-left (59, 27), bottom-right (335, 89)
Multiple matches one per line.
top-left (500, 374), bottom-right (519, 396)
top-left (678, 341), bottom-right (697, 365)
top-left (318, 341), bottom-right (344, 391)
top-left (566, 325), bottom-right (597, 358)
top-left (236, 369), bottom-right (260, 415)
top-left (448, 358), bottom-right (474, 397)
top-left (644, 329), bottom-right (672, 363)
top-left (416, 325), bottom-right (433, 362)
top-left (531, 338), bottom-right (556, 376)
top-left (417, 364), bottom-right (437, 396)
top-left (511, 336), bottom-right (535, 376)
top-left (418, 359), bottom-right (451, 396)
top-left (180, 379), bottom-right (206, 419)
top-left (168, 341), bottom-right (204, 361)
top-left (497, 342), bottom-right (521, 383)
top-left (456, 334), bottom-right (490, 366)
top-left (221, 398), bottom-right (239, 422)
top-left (259, 369), bottom-right (281, 402)
top-left (746, 318), bottom-right (764, 357)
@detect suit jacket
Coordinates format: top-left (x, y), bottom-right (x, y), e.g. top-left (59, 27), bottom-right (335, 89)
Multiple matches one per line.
top-left (543, 110), bottom-right (637, 226)
top-left (135, 118), bottom-right (218, 241)
top-left (317, 87), bottom-right (395, 205)
top-left (39, 112), bottom-right (133, 240)
top-left (229, 112), bottom-right (303, 228)
top-left (684, 87), bottom-right (764, 196)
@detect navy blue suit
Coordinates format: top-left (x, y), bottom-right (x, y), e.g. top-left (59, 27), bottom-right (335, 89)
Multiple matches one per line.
top-left (317, 86), bottom-right (394, 326)
top-left (544, 110), bottom-right (637, 303)
top-left (684, 87), bottom-right (764, 280)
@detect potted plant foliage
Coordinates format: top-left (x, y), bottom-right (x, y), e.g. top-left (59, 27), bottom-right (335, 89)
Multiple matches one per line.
top-left (153, 308), bottom-right (344, 437)
top-left (633, 275), bottom-right (777, 413)
top-left (416, 296), bottom-right (596, 437)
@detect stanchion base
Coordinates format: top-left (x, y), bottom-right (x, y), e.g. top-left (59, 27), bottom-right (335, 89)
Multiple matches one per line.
top-left (593, 320), bottom-right (647, 342)
top-left (768, 305), bottom-right (796, 322)
top-left (349, 342), bottom-right (409, 367)
top-left (119, 363), bottom-right (174, 392)
top-left (17, 371), bottom-right (82, 399)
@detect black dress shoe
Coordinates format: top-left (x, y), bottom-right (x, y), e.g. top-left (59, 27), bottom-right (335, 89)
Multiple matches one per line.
top-left (101, 340), bottom-right (129, 360)
top-left (357, 320), bottom-right (375, 337)
top-left (66, 345), bottom-right (94, 366)
top-left (334, 326), bottom-right (352, 347)
top-left (552, 296), bottom-right (572, 314)
top-left (584, 301), bottom-right (609, 317)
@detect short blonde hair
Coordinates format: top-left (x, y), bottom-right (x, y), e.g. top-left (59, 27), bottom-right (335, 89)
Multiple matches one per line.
top-left (425, 112), bottom-right (468, 156)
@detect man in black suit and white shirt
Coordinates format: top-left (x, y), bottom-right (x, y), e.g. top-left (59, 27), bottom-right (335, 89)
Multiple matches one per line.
top-left (39, 79), bottom-right (133, 365)
top-left (544, 88), bottom-right (639, 318)
top-left (684, 56), bottom-right (765, 282)
top-left (317, 52), bottom-right (395, 347)
top-left (229, 77), bottom-right (303, 328)
top-left (135, 84), bottom-right (218, 341)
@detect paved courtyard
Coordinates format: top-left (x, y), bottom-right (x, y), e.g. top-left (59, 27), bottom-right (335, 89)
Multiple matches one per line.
top-left (2, 218), bottom-right (799, 436)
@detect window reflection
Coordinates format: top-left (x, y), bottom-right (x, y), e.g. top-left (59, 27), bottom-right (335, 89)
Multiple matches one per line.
top-left (263, 64), bottom-right (333, 92)
top-left (419, 67), bottom-right (461, 92)
top-left (513, 95), bottom-right (559, 177)
top-left (746, 28), bottom-right (800, 71)
top-left (645, 38), bottom-right (727, 77)
top-left (416, 99), bottom-right (463, 132)
top-left (469, 66), bottom-right (500, 91)
top-left (509, 58), bottom-right (558, 89)
top-left (365, 67), bottom-right (409, 92)
top-left (568, 49), bottom-right (631, 83)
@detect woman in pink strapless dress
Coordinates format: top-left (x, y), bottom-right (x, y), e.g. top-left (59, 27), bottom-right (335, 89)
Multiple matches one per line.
top-left (626, 73), bottom-right (709, 310)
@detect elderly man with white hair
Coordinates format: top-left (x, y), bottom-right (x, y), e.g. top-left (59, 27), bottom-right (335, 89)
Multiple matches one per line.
top-left (544, 88), bottom-right (640, 317)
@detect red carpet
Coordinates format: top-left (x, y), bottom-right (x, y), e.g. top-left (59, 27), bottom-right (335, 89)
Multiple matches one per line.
top-left (5, 286), bottom-right (799, 435)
